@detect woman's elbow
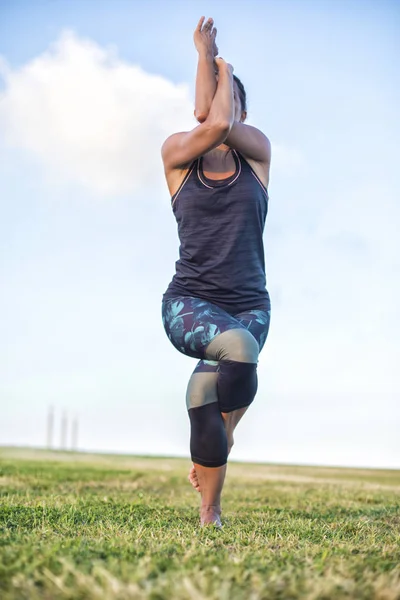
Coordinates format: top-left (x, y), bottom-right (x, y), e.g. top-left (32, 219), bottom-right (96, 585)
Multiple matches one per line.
top-left (195, 110), bottom-right (208, 124)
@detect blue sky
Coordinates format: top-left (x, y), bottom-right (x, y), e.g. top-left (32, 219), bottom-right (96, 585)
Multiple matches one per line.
top-left (1, 0), bottom-right (399, 468)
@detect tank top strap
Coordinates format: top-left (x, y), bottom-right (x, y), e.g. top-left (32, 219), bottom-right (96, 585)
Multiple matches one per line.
top-left (171, 160), bottom-right (197, 208)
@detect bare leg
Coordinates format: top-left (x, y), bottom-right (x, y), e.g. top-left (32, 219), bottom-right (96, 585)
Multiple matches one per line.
top-left (193, 463), bottom-right (226, 527)
top-left (221, 406), bottom-right (249, 454)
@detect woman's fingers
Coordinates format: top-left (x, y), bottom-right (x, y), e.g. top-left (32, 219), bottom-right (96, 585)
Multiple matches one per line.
top-left (211, 26), bottom-right (218, 56)
top-left (194, 16), bottom-right (217, 53)
top-left (196, 16), bottom-right (206, 31)
top-left (196, 16), bottom-right (213, 34)
top-left (212, 32), bottom-right (218, 57)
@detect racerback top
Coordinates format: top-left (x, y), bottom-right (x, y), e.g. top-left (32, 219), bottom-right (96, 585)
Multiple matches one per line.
top-left (162, 149), bottom-right (271, 315)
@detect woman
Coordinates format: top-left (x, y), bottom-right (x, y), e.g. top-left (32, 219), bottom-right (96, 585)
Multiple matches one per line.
top-left (161, 17), bottom-right (271, 527)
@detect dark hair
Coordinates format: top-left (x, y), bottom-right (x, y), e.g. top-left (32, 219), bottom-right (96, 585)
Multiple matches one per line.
top-left (233, 74), bottom-right (247, 113)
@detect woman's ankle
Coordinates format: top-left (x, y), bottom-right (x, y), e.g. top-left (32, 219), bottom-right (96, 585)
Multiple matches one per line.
top-left (201, 503), bottom-right (221, 512)
top-left (200, 503), bottom-right (222, 525)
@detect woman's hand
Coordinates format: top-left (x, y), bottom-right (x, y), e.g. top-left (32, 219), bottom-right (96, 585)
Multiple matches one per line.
top-left (214, 57), bottom-right (233, 77)
top-left (194, 16), bottom-right (218, 57)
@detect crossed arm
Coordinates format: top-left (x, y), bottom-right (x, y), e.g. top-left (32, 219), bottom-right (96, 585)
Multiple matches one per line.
top-left (193, 17), bottom-right (271, 165)
top-left (162, 17), bottom-right (270, 171)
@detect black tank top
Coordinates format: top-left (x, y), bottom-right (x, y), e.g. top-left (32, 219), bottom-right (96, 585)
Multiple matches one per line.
top-left (162, 149), bottom-right (271, 315)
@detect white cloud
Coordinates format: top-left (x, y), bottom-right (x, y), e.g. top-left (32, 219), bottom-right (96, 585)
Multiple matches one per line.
top-left (0, 31), bottom-right (309, 196)
top-left (0, 31), bottom-right (194, 196)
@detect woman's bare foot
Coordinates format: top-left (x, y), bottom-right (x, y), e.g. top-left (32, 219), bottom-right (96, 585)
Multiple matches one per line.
top-left (187, 429), bottom-right (234, 493)
top-left (200, 504), bottom-right (222, 527)
top-left (188, 464), bottom-right (200, 492)
top-left (192, 463), bottom-right (226, 527)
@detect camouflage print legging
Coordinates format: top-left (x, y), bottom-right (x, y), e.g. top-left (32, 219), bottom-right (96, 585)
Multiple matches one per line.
top-left (161, 296), bottom-right (271, 410)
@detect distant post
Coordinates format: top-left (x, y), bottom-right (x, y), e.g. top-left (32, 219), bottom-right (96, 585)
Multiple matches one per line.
top-left (47, 406), bottom-right (54, 449)
top-left (71, 416), bottom-right (78, 451)
top-left (60, 411), bottom-right (68, 450)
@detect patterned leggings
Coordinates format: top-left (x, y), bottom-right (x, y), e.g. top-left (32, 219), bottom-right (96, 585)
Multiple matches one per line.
top-left (161, 296), bottom-right (271, 466)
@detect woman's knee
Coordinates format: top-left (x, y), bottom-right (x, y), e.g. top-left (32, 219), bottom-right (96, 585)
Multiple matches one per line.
top-left (186, 372), bottom-right (228, 467)
top-left (186, 372), bottom-right (219, 410)
top-left (204, 328), bottom-right (259, 363)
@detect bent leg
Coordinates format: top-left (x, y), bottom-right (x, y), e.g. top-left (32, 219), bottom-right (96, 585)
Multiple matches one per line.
top-left (218, 308), bottom-right (271, 442)
top-left (203, 322), bottom-right (268, 454)
top-left (204, 328), bottom-right (260, 413)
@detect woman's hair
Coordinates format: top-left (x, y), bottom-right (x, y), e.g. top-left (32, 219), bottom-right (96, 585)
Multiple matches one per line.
top-left (233, 74), bottom-right (247, 113)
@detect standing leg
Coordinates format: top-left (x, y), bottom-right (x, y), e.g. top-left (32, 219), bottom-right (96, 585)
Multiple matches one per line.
top-left (186, 366), bottom-right (227, 526)
top-left (187, 328), bottom-right (260, 526)
top-left (189, 309), bottom-right (271, 495)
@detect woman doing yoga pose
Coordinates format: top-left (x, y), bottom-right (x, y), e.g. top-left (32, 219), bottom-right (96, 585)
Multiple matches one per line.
top-left (161, 17), bottom-right (272, 527)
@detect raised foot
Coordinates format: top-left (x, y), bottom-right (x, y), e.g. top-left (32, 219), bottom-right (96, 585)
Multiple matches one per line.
top-left (200, 505), bottom-right (222, 528)
top-left (188, 464), bottom-right (201, 492)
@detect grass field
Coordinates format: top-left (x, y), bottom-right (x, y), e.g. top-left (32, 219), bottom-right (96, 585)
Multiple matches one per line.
top-left (1, 447), bottom-right (399, 600)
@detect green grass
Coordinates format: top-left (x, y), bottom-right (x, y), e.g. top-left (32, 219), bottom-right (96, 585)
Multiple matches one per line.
top-left (1, 447), bottom-right (399, 600)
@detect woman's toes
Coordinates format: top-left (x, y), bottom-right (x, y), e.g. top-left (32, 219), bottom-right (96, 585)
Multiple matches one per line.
top-left (188, 465), bottom-right (201, 491)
